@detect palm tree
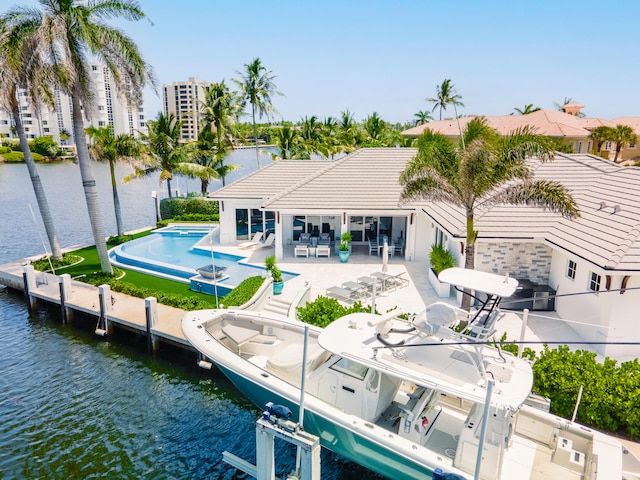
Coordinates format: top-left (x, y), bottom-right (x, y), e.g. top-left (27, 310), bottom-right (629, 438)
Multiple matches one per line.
top-left (199, 80), bottom-right (239, 186)
top-left (513, 104), bottom-right (540, 115)
top-left (233, 58), bottom-right (282, 169)
top-left (363, 112), bottom-right (387, 145)
top-left (126, 113), bottom-right (209, 197)
top-left (298, 115), bottom-right (328, 159)
top-left (190, 129), bottom-right (222, 195)
top-left (609, 124), bottom-right (638, 163)
top-left (86, 126), bottom-right (141, 237)
top-left (414, 110), bottom-right (432, 126)
top-left (554, 97), bottom-right (573, 111)
top-left (22, 0), bottom-right (156, 274)
top-left (399, 118), bottom-right (579, 308)
top-left (427, 79), bottom-right (464, 120)
top-left (0, 11), bottom-right (62, 261)
top-left (59, 128), bottom-right (70, 145)
top-left (588, 126), bottom-right (613, 155)
top-left (336, 109), bottom-right (358, 152)
top-left (272, 125), bottom-right (299, 160)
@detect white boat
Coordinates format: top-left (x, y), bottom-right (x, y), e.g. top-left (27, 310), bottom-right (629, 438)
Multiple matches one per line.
top-left (181, 268), bottom-right (640, 479)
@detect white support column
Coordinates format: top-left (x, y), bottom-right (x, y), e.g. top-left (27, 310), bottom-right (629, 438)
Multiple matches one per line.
top-left (59, 274), bottom-right (73, 324)
top-left (145, 296), bottom-right (159, 353)
top-left (256, 423), bottom-right (276, 480)
top-left (23, 264), bottom-right (38, 313)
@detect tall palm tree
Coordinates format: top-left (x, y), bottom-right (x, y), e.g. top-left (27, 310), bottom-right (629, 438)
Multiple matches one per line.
top-left (298, 115), bottom-right (328, 159)
top-left (336, 109), bottom-right (358, 152)
top-left (125, 113), bottom-right (209, 197)
top-left (20, 0), bottom-right (156, 274)
top-left (609, 124), bottom-right (638, 163)
top-left (427, 79), bottom-right (464, 120)
top-left (0, 12), bottom-right (62, 261)
top-left (513, 104), bottom-right (540, 115)
top-left (86, 126), bottom-right (141, 237)
top-left (414, 110), bottom-right (432, 126)
top-left (399, 118), bottom-right (579, 308)
top-left (588, 126), bottom-right (613, 154)
top-left (199, 80), bottom-right (239, 186)
top-left (233, 58), bottom-right (282, 169)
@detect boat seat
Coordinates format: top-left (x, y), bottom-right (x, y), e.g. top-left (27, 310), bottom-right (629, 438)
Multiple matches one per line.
top-left (266, 342), bottom-right (330, 384)
top-left (222, 324), bottom-right (260, 346)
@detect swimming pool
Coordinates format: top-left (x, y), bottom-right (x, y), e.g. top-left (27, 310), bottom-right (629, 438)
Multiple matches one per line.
top-left (109, 226), bottom-right (296, 295)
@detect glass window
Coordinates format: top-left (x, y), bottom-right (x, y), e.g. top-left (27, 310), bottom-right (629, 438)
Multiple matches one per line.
top-left (588, 272), bottom-right (601, 292)
top-left (264, 211), bottom-right (275, 238)
top-left (567, 260), bottom-right (576, 280)
top-left (307, 216), bottom-right (321, 237)
top-left (364, 216), bottom-right (376, 241)
top-left (349, 216), bottom-right (364, 242)
top-left (235, 209), bottom-right (248, 240)
top-left (435, 227), bottom-right (444, 247)
top-left (292, 215), bottom-right (305, 241)
top-left (250, 209), bottom-right (263, 236)
top-left (379, 216), bottom-right (392, 241)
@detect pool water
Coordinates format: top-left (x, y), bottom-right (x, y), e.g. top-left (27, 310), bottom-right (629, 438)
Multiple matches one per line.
top-left (109, 227), bottom-right (296, 291)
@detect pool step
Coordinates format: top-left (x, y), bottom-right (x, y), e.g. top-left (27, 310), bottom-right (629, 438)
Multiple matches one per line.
top-left (263, 297), bottom-right (291, 317)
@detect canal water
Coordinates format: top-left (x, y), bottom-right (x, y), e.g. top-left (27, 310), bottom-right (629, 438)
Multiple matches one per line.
top-left (0, 150), bottom-right (380, 479)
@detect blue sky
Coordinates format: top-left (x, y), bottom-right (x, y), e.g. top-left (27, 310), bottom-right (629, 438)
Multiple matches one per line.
top-left (13, 0), bottom-right (640, 123)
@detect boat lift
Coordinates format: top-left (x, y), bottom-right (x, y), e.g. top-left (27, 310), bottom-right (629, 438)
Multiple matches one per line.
top-left (222, 405), bottom-right (321, 480)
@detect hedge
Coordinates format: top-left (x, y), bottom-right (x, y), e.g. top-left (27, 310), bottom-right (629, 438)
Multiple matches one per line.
top-left (159, 197), bottom-right (219, 219)
top-left (1, 151), bottom-right (45, 162)
top-left (0, 146), bottom-right (10, 154)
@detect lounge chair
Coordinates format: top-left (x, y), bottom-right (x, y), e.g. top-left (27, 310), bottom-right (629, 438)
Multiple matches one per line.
top-left (326, 286), bottom-right (355, 303)
top-left (253, 233), bottom-right (276, 250)
top-left (316, 245), bottom-right (330, 257)
top-left (238, 231), bottom-right (263, 249)
top-left (294, 245), bottom-right (309, 257)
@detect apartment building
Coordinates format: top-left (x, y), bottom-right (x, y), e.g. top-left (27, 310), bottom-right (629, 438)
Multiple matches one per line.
top-left (162, 77), bottom-right (209, 142)
top-left (0, 63), bottom-right (146, 144)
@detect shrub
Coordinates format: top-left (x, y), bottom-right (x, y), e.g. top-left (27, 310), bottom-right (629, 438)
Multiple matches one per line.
top-left (0, 146), bottom-right (10, 154)
top-left (429, 243), bottom-right (456, 274)
top-left (30, 136), bottom-right (58, 157)
top-left (221, 276), bottom-right (265, 306)
top-left (159, 197), bottom-right (219, 219)
top-left (296, 296), bottom-right (374, 328)
top-left (31, 253), bottom-right (83, 272)
top-left (1, 151), bottom-right (45, 162)
top-left (172, 213), bottom-right (219, 222)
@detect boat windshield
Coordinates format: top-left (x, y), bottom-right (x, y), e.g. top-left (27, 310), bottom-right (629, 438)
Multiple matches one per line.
top-left (330, 357), bottom-right (368, 380)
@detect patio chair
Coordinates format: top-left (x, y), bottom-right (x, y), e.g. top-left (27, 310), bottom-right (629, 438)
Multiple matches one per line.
top-left (368, 238), bottom-right (379, 256)
top-left (253, 233), bottom-right (276, 249)
top-left (237, 231), bottom-right (263, 249)
top-left (294, 245), bottom-right (309, 257)
top-left (392, 238), bottom-right (405, 257)
top-left (299, 233), bottom-right (312, 245)
top-left (318, 233), bottom-right (331, 246)
top-left (316, 245), bottom-right (331, 257)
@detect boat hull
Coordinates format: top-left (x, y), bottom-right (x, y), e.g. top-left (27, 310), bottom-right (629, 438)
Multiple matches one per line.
top-left (215, 362), bottom-right (436, 480)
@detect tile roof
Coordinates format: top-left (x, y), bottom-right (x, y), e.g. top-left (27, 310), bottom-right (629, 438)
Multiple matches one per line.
top-left (216, 148), bottom-right (640, 271)
top-left (402, 109), bottom-right (615, 138)
top-left (209, 160), bottom-right (326, 200)
top-left (610, 117), bottom-right (640, 135)
top-left (262, 148), bottom-right (417, 211)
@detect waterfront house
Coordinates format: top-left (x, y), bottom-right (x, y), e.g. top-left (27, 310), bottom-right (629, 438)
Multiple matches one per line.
top-left (210, 148), bottom-right (640, 358)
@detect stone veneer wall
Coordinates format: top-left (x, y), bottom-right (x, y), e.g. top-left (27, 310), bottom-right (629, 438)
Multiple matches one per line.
top-left (475, 242), bottom-right (552, 284)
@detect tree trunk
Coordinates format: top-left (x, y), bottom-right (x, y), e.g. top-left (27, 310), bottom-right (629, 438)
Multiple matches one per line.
top-left (11, 95), bottom-right (63, 261)
top-left (461, 208), bottom-right (477, 310)
top-left (614, 146), bottom-right (621, 163)
top-left (71, 95), bottom-right (112, 274)
top-left (109, 159), bottom-right (123, 237)
top-left (201, 179), bottom-right (208, 196)
top-left (252, 104), bottom-right (261, 169)
top-left (167, 177), bottom-right (172, 198)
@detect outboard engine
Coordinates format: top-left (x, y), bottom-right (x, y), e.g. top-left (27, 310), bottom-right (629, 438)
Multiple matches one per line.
top-left (263, 402), bottom-right (292, 420)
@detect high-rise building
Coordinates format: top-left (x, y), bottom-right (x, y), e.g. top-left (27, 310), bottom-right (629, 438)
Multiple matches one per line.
top-left (162, 77), bottom-right (209, 142)
top-left (0, 63), bottom-right (146, 144)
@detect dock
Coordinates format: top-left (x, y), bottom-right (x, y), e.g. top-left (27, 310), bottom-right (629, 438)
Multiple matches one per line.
top-left (0, 259), bottom-right (192, 352)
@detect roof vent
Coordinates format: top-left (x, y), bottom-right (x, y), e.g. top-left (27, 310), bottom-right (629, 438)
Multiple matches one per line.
top-left (598, 201), bottom-right (607, 210)
top-left (613, 205), bottom-right (622, 214)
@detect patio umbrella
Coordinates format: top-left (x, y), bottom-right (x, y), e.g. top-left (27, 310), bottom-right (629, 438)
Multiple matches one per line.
top-left (382, 236), bottom-right (389, 273)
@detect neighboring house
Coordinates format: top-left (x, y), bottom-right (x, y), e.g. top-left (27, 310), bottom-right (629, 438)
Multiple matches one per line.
top-left (210, 148), bottom-right (640, 359)
top-left (402, 109), bottom-right (624, 157)
top-left (609, 116), bottom-right (640, 163)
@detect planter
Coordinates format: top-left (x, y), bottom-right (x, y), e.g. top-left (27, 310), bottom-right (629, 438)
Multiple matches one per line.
top-left (273, 281), bottom-right (284, 295)
top-left (338, 250), bottom-right (350, 263)
top-left (428, 268), bottom-right (451, 298)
